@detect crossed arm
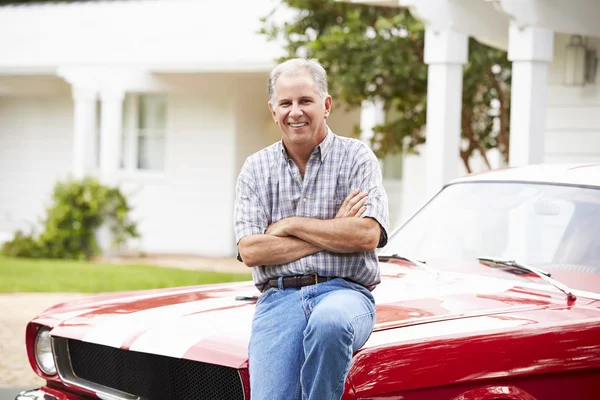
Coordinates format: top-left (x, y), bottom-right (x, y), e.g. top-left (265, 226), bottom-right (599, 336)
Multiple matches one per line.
top-left (238, 190), bottom-right (382, 267)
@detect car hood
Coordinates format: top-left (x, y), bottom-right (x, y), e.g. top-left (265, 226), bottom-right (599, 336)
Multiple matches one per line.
top-left (36, 261), bottom-right (591, 369)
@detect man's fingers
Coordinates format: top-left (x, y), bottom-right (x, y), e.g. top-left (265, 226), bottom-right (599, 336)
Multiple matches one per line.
top-left (350, 196), bottom-right (368, 215)
top-left (335, 189), bottom-right (361, 218)
top-left (346, 192), bottom-right (367, 215)
top-left (341, 188), bottom-right (360, 208)
top-left (347, 191), bottom-right (367, 209)
top-left (335, 189), bottom-right (368, 219)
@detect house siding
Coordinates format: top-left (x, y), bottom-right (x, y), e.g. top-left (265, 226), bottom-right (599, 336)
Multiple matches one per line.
top-left (0, 96), bottom-right (73, 233)
top-left (544, 34), bottom-right (600, 163)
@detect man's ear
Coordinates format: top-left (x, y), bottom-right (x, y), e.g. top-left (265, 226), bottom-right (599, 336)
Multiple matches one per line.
top-left (324, 95), bottom-right (332, 119)
top-left (268, 101), bottom-right (278, 124)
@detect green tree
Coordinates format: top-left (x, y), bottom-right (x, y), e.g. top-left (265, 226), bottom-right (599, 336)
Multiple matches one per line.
top-left (261, 0), bottom-right (511, 172)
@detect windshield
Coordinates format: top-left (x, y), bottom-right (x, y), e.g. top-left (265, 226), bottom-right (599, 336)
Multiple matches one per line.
top-left (381, 182), bottom-right (600, 283)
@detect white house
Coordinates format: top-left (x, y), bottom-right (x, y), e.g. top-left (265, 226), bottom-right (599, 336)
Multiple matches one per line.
top-left (0, 0), bottom-right (373, 257)
top-left (0, 0), bottom-right (598, 258)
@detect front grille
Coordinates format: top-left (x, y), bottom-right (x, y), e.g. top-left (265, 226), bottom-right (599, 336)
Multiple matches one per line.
top-left (65, 339), bottom-right (245, 400)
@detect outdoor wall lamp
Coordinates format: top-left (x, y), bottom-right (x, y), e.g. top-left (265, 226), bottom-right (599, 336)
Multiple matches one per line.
top-left (564, 35), bottom-right (598, 86)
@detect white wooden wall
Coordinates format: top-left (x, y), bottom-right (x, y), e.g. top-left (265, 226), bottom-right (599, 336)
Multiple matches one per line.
top-left (0, 96), bottom-right (73, 235)
top-left (545, 34), bottom-right (600, 164)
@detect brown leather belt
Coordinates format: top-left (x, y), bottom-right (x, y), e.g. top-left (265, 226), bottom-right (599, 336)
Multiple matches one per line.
top-left (265, 273), bottom-right (335, 291)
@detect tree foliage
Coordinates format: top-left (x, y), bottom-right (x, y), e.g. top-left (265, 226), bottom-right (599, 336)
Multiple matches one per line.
top-left (260, 0), bottom-right (512, 171)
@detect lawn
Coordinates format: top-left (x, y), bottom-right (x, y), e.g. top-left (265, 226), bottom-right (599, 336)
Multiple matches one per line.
top-left (0, 256), bottom-right (252, 293)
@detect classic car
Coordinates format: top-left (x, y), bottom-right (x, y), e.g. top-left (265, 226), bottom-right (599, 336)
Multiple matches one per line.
top-left (17, 163), bottom-right (600, 400)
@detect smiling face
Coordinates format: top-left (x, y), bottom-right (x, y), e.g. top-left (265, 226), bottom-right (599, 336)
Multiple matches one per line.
top-left (268, 70), bottom-right (332, 155)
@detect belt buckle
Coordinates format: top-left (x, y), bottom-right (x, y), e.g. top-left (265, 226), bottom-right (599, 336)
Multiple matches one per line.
top-left (313, 272), bottom-right (318, 285)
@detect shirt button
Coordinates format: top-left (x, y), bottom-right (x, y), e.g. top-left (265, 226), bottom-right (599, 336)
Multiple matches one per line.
top-left (302, 198), bottom-right (307, 202)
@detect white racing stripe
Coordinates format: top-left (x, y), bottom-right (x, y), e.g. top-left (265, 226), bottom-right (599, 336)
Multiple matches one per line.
top-left (46, 283), bottom-right (252, 322)
top-left (82, 296), bottom-right (246, 348)
top-left (129, 305), bottom-right (255, 358)
top-left (49, 308), bottom-right (100, 322)
top-left (373, 273), bottom-right (516, 304)
top-left (364, 315), bottom-right (530, 348)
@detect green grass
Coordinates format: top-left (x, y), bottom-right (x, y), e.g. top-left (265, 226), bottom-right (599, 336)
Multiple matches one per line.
top-left (0, 256), bottom-right (252, 293)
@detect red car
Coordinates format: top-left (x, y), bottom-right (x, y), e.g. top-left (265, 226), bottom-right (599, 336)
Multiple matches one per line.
top-left (17, 164), bottom-right (600, 400)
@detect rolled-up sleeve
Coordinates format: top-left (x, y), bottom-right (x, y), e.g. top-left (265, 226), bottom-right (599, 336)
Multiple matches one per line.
top-left (234, 159), bottom-right (268, 244)
top-left (351, 145), bottom-right (390, 248)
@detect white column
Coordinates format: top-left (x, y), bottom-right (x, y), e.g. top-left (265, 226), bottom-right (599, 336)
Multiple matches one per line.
top-left (99, 89), bottom-right (125, 185)
top-left (71, 87), bottom-right (97, 179)
top-left (123, 94), bottom-right (138, 171)
top-left (507, 23), bottom-right (554, 166)
top-left (359, 99), bottom-right (385, 145)
top-left (424, 28), bottom-right (468, 197)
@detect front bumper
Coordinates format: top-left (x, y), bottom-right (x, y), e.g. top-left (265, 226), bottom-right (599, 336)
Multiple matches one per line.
top-left (15, 389), bottom-right (55, 400)
top-left (15, 388), bottom-right (85, 400)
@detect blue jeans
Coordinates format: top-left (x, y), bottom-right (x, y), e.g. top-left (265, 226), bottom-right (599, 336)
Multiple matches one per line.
top-left (248, 278), bottom-right (376, 400)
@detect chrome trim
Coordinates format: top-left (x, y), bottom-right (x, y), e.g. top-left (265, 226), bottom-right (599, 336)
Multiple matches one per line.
top-left (51, 337), bottom-right (140, 400)
top-left (237, 370), bottom-right (247, 400)
top-left (572, 288), bottom-right (600, 301)
top-left (15, 389), bottom-right (58, 400)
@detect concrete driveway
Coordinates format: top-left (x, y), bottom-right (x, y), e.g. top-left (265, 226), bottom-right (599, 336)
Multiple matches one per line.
top-left (0, 293), bottom-right (88, 391)
top-left (0, 388), bottom-right (28, 400)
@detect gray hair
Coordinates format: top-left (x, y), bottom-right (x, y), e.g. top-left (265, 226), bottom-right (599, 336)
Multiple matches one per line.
top-left (268, 58), bottom-right (329, 104)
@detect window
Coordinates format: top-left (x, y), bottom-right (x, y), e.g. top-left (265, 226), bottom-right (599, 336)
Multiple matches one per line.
top-left (121, 94), bottom-right (167, 171)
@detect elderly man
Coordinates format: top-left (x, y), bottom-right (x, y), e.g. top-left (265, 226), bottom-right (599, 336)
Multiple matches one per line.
top-left (234, 58), bottom-right (389, 400)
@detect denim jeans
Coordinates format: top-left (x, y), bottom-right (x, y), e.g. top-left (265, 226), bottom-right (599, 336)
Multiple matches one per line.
top-left (248, 278), bottom-right (376, 400)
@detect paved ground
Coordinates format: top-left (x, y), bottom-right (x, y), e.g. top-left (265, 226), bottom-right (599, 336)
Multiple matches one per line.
top-left (0, 293), bottom-right (88, 389)
top-left (0, 255), bottom-right (245, 392)
top-left (0, 388), bottom-right (28, 400)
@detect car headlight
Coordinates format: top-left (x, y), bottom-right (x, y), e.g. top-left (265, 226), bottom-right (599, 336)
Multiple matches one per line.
top-left (34, 327), bottom-right (56, 376)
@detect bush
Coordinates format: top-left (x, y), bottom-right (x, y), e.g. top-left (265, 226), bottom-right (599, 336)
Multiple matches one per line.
top-left (1, 177), bottom-right (140, 260)
top-left (1, 231), bottom-right (43, 258)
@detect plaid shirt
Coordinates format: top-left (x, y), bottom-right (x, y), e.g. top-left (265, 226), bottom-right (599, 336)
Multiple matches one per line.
top-left (234, 129), bottom-right (389, 291)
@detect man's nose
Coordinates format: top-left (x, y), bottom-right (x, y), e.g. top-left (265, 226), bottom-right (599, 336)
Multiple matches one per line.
top-left (290, 103), bottom-right (302, 118)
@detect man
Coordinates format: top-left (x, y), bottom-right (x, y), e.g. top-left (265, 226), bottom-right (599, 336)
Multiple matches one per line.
top-left (234, 58), bottom-right (389, 400)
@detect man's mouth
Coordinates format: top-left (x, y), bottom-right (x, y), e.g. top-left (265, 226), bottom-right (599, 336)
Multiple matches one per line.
top-left (289, 122), bottom-right (308, 128)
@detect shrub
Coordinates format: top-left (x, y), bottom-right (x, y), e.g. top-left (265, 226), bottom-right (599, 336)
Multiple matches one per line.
top-left (1, 231), bottom-right (43, 258)
top-left (1, 177), bottom-right (139, 260)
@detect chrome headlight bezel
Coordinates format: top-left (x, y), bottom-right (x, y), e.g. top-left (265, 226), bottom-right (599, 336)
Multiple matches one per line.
top-left (34, 327), bottom-right (56, 376)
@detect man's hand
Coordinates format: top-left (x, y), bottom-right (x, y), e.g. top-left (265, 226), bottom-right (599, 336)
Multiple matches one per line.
top-left (335, 188), bottom-right (368, 219)
top-left (265, 217), bottom-right (292, 237)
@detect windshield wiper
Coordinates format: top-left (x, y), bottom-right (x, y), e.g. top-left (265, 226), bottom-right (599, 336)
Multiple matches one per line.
top-left (379, 254), bottom-right (440, 277)
top-left (477, 256), bottom-right (576, 302)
